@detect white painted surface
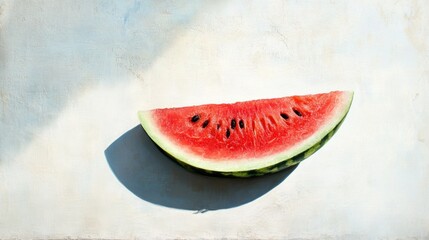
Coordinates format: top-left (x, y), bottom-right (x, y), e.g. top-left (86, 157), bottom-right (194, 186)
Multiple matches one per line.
top-left (1, 0), bottom-right (428, 239)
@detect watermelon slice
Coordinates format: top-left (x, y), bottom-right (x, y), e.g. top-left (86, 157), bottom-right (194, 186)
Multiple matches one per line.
top-left (138, 91), bottom-right (353, 177)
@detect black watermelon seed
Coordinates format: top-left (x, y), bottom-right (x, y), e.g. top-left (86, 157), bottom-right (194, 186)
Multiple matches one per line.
top-left (239, 119), bottom-right (244, 129)
top-left (217, 124), bottom-right (221, 130)
top-left (226, 128), bottom-right (231, 138)
top-left (231, 119), bottom-right (236, 129)
top-left (293, 108), bottom-right (302, 117)
top-left (280, 113), bottom-right (289, 120)
top-left (202, 120), bottom-right (209, 128)
top-left (191, 115), bottom-right (200, 122)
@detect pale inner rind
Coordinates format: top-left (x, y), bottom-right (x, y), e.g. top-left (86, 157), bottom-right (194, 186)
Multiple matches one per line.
top-left (138, 91), bottom-right (353, 172)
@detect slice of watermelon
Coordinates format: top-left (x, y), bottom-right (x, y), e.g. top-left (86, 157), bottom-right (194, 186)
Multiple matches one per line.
top-left (138, 91), bottom-right (353, 177)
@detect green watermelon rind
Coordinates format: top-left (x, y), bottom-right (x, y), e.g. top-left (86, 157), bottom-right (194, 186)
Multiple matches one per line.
top-left (138, 91), bottom-right (353, 177)
top-left (166, 115), bottom-right (345, 177)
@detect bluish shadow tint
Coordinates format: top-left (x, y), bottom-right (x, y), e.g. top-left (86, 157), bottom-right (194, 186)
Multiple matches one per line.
top-left (0, 1), bottom-right (207, 161)
top-left (104, 125), bottom-right (297, 211)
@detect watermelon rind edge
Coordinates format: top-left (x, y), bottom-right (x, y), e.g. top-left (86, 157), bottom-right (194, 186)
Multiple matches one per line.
top-left (138, 91), bottom-right (354, 177)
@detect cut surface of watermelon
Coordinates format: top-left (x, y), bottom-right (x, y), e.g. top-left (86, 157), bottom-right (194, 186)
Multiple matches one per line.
top-left (139, 91), bottom-right (353, 177)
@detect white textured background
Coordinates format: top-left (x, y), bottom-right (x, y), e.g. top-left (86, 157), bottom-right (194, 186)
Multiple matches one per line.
top-left (1, 0), bottom-right (428, 239)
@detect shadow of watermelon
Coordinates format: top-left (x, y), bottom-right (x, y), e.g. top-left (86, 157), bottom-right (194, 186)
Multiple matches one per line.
top-left (105, 125), bottom-right (297, 211)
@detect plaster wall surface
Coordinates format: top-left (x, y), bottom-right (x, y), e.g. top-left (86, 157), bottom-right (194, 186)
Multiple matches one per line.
top-left (1, 0), bottom-right (428, 239)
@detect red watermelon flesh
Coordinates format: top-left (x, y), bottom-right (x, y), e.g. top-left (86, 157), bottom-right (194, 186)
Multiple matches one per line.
top-left (139, 91), bottom-right (353, 177)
